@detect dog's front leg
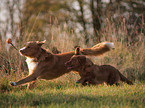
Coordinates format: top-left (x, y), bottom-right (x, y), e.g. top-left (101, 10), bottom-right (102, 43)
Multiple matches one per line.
top-left (27, 70), bottom-right (36, 89)
top-left (10, 73), bottom-right (39, 86)
top-left (76, 77), bottom-right (88, 86)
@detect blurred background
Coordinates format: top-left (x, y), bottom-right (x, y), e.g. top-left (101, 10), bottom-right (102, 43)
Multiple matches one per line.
top-left (0, 0), bottom-right (144, 86)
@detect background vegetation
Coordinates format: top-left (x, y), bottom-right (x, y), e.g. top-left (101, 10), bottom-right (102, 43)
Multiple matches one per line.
top-left (0, 0), bottom-right (144, 107)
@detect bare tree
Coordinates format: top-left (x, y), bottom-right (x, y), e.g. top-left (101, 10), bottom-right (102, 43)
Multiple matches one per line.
top-left (6, 0), bottom-right (15, 37)
top-left (90, 0), bottom-right (101, 42)
top-left (77, 0), bottom-right (88, 43)
top-left (15, 0), bottom-right (24, 41)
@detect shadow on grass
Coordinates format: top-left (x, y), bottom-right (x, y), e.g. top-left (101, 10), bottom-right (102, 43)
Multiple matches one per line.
top-left (0, 88), bottom-right (144, 107)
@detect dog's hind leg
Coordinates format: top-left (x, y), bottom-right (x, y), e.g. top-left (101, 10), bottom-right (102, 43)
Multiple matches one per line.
top-left (115, 83), bottom-right (120, 86)
top-left (27, 81), bottom-right (36, 89)
top-left (88, 79), bottom-right (99, 85)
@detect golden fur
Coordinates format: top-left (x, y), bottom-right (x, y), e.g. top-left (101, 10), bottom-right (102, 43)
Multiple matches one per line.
top-left (10, 40), bottom-right (114, 89)
top-left (65, 47), bottom-right (133, 86)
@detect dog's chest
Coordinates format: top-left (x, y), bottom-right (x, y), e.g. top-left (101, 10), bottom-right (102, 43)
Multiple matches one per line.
top-left (26, 57), bottom-right (38, 74)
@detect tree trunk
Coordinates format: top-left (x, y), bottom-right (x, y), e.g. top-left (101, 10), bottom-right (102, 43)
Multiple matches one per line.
top-left (90, 0), bottom-right (101, 42)
top-left (78, 0), bottom-right (88, 44)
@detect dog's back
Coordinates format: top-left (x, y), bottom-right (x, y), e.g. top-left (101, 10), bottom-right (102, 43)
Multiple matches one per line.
top-left (83, 64), bottom-right (133, 85)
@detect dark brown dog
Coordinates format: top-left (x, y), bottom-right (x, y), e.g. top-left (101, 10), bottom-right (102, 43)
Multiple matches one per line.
top-left (10, 40), bottom-right (114, 89)
top-left (65, 47), bottom-right (133, 86)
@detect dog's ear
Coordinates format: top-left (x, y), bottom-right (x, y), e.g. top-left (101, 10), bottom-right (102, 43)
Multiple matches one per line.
top-left (37, 40), bottom-right (46, 46)
top-left (75, 47), bottom-right (80, 55)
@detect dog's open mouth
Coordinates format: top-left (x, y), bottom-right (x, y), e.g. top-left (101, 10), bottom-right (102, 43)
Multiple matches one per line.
top-left (67, 66), bottom-right (75, 70)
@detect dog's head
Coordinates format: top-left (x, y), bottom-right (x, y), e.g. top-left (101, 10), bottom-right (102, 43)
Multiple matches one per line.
top-left (19, 40), bottom-right (46, 58)
top-left (65, 47), bottom-right (86, 70)
top-left (65, 55), bottom-right (86, 70)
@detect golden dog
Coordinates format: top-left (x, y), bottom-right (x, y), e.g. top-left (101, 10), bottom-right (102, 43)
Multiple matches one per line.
top-left (65, 47), bottom-right (133, 86)
top-left (10, 40), bottom-right (114, 89)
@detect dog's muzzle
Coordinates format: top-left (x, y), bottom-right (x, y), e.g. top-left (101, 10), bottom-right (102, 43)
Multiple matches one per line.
top-left (19, 47), bottom-right (26, 55)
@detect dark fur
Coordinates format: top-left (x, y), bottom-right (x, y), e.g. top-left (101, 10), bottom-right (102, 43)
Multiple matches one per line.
top-left (65, 48), bottom-right (133, 86)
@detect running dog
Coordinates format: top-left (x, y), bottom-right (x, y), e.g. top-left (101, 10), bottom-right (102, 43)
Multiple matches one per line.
top-left (65, 47), bottom-right (133, 86)
top-left (10, 40), bottom-right (114, 89)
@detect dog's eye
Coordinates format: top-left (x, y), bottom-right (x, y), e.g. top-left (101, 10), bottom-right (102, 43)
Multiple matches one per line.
top-left (27, 46), bottom-right (30, 48)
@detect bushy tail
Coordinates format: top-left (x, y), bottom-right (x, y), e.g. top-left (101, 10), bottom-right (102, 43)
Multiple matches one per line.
top-left (80, 42), bottom-right (115, 56)
top-left (119, 72), bottom-right (133, 85)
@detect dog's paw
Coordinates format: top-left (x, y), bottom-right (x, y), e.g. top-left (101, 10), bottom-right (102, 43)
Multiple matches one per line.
top-left (10, 81), bottom-right (17, 86)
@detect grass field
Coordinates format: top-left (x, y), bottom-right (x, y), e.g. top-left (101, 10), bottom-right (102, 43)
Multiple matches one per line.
top-left (0, 17), bottom-right (144, 108)
top-left (0, 78), bottom-right (145, 108)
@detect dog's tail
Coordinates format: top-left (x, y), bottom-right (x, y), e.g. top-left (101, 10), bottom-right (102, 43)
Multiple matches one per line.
top-left (118, 72), bottom-right (133, 85)
top-left (81, 42), bottom-right (115, 56)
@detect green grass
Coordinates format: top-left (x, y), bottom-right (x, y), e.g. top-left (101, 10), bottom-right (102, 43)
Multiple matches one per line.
top-left (0, 79), bottom-right (145, 108)
top-left (0, 16), bottom-right (144, 108)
